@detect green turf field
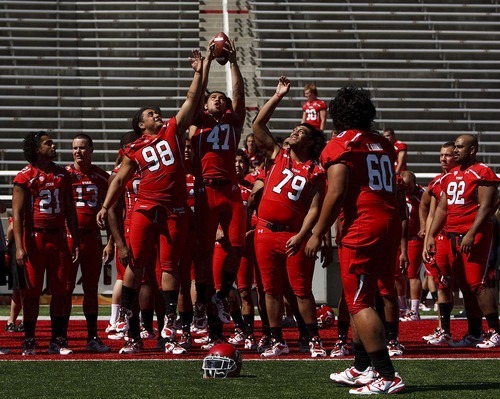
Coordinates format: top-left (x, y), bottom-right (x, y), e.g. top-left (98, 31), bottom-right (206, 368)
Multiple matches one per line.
top-left (0, 359), bottom-right (498, 398)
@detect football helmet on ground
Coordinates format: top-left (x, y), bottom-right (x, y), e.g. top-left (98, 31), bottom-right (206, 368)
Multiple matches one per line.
top-left (202, 343), bottom-right (242, 378)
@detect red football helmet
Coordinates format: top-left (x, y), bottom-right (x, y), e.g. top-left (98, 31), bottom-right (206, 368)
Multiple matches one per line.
top-left (316, 304), bottom-right (335, 329)
top-left (202, 343), bottom-right (242, 379)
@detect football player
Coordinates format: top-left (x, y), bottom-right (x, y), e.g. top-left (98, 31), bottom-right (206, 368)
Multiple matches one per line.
top-left (65, 134), bottom-right (112, 353)
top-left (12, 131), bottom-right (79, 355)
top-left (253, 76), bottom-right (327, 358)
top-left (306, 86), bottom-right (405, 394)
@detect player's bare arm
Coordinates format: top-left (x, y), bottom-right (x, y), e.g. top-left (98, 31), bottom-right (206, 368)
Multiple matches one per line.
top-left (460, 184), bottom-right (498, 254)
top-left (305, 163), bottom-right (349, 257)
top-left (64, 182), bottom-right (80, 263)
top-left (96, 156), bottom-right (135, 228)
top-left (286, 182), bottom-right (324, 257)
top-left (252, 76), bottom-right (290, 159)
top-left (176, 49), bottom-right (204, 134)
top-left (228, 40), bottom-right (245, 133)
top-left (424, 193), bottom-right (447, 260)
top-left (11, 185), bottom-right (27, 267)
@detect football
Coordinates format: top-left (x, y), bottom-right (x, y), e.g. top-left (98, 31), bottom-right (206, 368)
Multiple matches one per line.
top-left (212, 32), bottom-right (230, 65)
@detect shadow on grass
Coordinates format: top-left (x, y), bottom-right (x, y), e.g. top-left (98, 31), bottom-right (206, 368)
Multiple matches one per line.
top-left (405, 381), bottom-right (500, 394)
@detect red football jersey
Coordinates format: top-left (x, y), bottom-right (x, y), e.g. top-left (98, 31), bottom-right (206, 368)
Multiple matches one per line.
top-left (13, 163), bottom-right (71, 229)
top-left (258, 149), bottom-right (325, 226)
top-left (124, 117), bottom-right (187, 209)
top-left (186, 173), bottom-right (195, 210)
top-left (320, 129), bottom-right (399, 247)
top-left (112, 163), bottom-right (141, 225)
top-left (66, 164), bottom-right (109, 229)
top-left (191, 109), bottom-right (239, 180)
top-left (406, 184), bottom-right (425, 238)
top-left (440, 162), bottom-right (500, 233)
top-left (302, 99), bottom-right (327, 130)
top-left (427, 173), bottom-right (444, 200)
top-left (244, 149), bottom-right (265, 171)
top-left (393, 140), bottom-right (408, 171)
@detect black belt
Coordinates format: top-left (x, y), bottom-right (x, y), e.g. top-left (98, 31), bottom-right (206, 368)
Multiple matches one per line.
top-left (33, 227), bottom-right (63, 234)
top-left (203, 178), bottom-right (232, 188)
top-left (266, 222), bottom-right (295, 233)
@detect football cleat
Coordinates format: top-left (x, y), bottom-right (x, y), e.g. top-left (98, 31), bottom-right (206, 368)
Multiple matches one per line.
top-left (257, 335), bottom-right (272, 353)
top-left (4, 322), bottom-right (15, 332)
top-left (349, 373), bottom-right (405, 395)
top-left (211, 294), bottom-right (231, 324)
top-left (108, 331), bottom-right (126, 340)
top-left (22, 338), bottom-right (37, 356)
top-left (400, 310), bottom-right (420, 322)
top-left (119, 338), bottom-right (143, 354)
top-left (298, 335), bottom-right (310, 353)
top-left (48, 337), bottom-right (73, 355)
top-left (140, 326), bottom-right (156, 340)
top-left (0, 347), bottom-right (10, 355)
top-left (309, 336), bottom-right (327, 358)
top-left (419, 303), bottom-right (431, 312)
top-left (86, 337), bottom-right (110, 353)
top-left (194, 335), bottom-right (210, 345)
top-left (105, 323), bottom-right (117, 334)
top-left (449, 331), bottom-right (484, 347)
top-left (228, 328), bottom-right (246, 345)
top-left (330, 340), bottom-right (350, 358)
top-left (427, 330), bottom-right (453, 345)
top-left (330, 366), bottom-right (377, 386)
top-left (161, 314), bottom-right (176, 339)
top-left (422, 327), bottom-right (443, 342)
top-left (260, 339), bottom-right (289, 358)
top-left (178, 332), bottom-right (193, 349)
top-left (165, 340), bottom-right (187, 355)
top-left (201, 337), bottom-right (225, 351)
top-left (476, 329), bottom-right (500, 348)
top-left (192, 302), bottom-right (208, 330)
top-left (115, 307), bottom-right (132, 333)
top-left (14, 322), bottom-right (24, 333)
top-left (244, 334), bottom-right (258, 351)
top-left (387, 339), bottom-right (405, 356)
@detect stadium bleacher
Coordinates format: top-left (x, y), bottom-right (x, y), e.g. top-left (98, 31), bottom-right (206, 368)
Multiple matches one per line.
top-left (0, 0), bottom-right (499, 211)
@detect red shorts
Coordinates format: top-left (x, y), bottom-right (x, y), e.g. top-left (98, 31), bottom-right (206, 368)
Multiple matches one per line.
top-left (339, 237), bottom-right (399, 314)
top-left (212, 235), bottom-right (254, 291)
top-left (194, 183), bottom-right (246, 251)
top-left (23, 229), bottom-right (71, 297)
top-left (254, 220), bottom-right (314, 298)
top-left (446, 226), bottom-right (492, 293)
top-left (407, 238), bottom-right (424, 279)
top-left (67, 229), bottom-right (103, 293)
top-left (430, 232), bottom-right (454, 290)
top-left (129, 207), bottom-right (188, 276)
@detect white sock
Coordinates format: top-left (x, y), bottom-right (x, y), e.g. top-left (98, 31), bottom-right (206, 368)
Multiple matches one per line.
top-left (110, 304), bottom-right (120, 324)
top-left (411, 299), bottom-right (420, 313)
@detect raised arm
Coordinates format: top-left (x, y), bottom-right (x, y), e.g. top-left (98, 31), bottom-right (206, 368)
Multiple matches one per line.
top-left (252, 76), bottom-right (290, 159)
top-left (175, 49), bottom-right (204, 134)
top-left (227, 40), bottom-right (245, 133)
